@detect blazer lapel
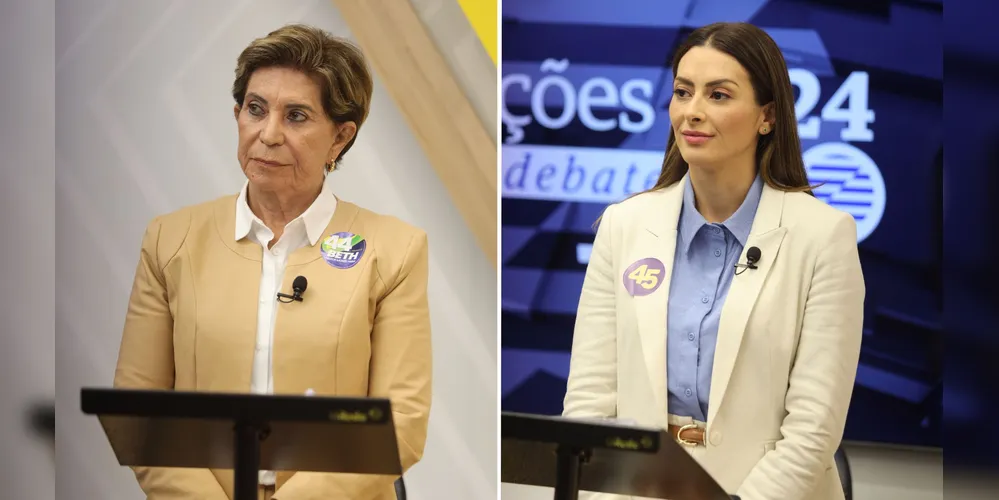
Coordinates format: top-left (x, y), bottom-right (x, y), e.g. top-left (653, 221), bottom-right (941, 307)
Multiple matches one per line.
top-left (706, 185), bottom-right (787, 423)
top-left (631, 180), bottom-right (685, 419)
top-left (205, 197), bottom-right (264, 392)
top-left (272, 199), bottom-right (362, 491)
top-left (273, 199), bottom-right (363, 394)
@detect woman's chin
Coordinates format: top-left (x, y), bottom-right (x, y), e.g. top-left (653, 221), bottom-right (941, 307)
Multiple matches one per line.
top-left (679, 151), bottom-right (718, 168)
top-left (246, 167), bottom-right (287, 184)
top-left (245, 176), bottom-right (288, 196)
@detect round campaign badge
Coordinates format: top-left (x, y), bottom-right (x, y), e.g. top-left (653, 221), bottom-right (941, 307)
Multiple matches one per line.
top-left (622, 258), bottom-right (666, 297)
top-left (321, 232), bottom-right (366, 269)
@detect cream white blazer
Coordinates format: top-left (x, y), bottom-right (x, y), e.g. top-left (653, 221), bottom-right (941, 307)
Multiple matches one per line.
top-left (563, 174), bottom-right (865, 500)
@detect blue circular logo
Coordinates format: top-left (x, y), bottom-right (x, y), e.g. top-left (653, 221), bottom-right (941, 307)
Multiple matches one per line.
top-left (320, 232), bottom-right (366, 269)
top-left (804, 142), bottom-right (886, 243)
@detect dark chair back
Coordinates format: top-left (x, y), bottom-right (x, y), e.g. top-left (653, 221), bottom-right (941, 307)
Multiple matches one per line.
top-left (834, 445), bottom-right (852, 500)
top-left (394, 476), bottom-right (406, 500)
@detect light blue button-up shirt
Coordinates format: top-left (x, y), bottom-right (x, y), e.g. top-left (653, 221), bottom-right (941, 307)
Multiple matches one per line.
top-left (666, 174), bottom-right (763, 421)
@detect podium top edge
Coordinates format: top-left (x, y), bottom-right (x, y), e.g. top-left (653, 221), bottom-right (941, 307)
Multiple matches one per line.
top-left (501, 411), bottom-right (662, 454)
top-left (501, 411), bottom-right (661, 432)
top-left (80, 387), bottom-right (393, 424)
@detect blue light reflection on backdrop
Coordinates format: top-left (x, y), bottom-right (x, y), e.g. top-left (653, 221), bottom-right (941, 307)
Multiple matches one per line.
top-left (500, 0), bottom-right (942, 448)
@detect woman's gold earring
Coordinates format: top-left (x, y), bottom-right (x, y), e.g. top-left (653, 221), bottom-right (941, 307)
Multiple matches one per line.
top-left (761, 127), bottom-right (769, 134)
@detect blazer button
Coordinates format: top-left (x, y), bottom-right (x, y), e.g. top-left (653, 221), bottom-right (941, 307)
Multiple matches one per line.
top-left (710, 430), bottom-right (723, 446)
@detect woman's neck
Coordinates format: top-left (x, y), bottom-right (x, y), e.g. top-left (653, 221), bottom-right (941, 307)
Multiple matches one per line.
top-left (246, 183), bottom-right (322, 246)
top-left (687, 162), bottom-right (756, 224)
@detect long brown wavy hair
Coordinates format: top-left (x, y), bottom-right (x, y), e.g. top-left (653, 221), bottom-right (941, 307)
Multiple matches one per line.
top-left (597, 23), bottom-right (814, 228)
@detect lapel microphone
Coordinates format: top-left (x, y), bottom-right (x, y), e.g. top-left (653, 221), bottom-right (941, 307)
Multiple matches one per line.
top-left (277, 275), bottom-right (308, 303)
top-left (734, 246), bottom-right (761, 275)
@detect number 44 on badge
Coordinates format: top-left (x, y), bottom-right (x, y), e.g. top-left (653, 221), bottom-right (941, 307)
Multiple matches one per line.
top-left (326, 234), bottom-right (355, 252)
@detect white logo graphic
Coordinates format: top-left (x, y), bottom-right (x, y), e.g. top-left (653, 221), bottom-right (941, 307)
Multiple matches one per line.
top-left (803, 142), bottom-right (886, 243)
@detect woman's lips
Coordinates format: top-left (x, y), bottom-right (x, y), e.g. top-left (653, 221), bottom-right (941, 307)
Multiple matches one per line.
top-left (681, 132), bottom-right (713, 145)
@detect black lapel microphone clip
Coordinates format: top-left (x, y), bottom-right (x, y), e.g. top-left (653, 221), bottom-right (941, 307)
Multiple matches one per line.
top-left (734, 246), bottom-right (762, 275)
top-left (277, 275), bottom-right (308, 303)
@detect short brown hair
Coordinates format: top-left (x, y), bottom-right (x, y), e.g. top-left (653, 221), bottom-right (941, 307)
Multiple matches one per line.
top-left (647, 22), bottom-right (815, 198)
top-left (232, 24), bottom-right (373, 169)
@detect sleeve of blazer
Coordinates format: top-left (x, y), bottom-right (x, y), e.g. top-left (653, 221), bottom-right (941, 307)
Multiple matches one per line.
top-left (113, 217), bottom-right (229, 500)
top-left (563, 204), bottom-right (619, 419)
top-left (273, 230), bottom-right (433, 500)
top-left (736, 213), bottom-right (865, 500)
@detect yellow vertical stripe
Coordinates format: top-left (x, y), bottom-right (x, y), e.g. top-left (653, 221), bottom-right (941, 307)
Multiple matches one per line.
top-left (456, 0), bottom-right (497, 64)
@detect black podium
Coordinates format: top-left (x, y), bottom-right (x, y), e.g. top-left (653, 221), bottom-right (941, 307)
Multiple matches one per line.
top-left (502, 412), bottom-right (737, 500)
top-left (81, 387), bottom-right (401, 500)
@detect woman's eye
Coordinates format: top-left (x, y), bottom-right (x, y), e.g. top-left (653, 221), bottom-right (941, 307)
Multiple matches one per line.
top-left (673, 89), bottom-right (689, 98)
top-left (711, 91), bottom-right (730, 100)
top-left (288, 111), bottom-right (306, 122)
top-left (247, 103), bottom-right (264, 115)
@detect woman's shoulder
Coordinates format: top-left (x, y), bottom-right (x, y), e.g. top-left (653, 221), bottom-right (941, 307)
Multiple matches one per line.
top-left (339, 200), bottom-right (428, 269)
top-left (614, 188), bottom-right (673, 211)
top-left (598, 183), bottom-right (680, 226)
top-left (783, 191), bottom-right (852, 223)
top-left (338, 201), bottom-right (429, 281)
top-left (139, 196), bottom-right (235, 257)
top-left (345, 201), bottom-right (426, 242)
top-left (146, 196), bottom-right (232, 233)
top-left (782, 191), bottom-right (858, 241)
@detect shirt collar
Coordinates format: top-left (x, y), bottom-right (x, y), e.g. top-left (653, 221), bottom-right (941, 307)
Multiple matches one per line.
top-left (234, 172), bottom-right (337, 246)
top-left (677, 172), bottom-right (763, 254)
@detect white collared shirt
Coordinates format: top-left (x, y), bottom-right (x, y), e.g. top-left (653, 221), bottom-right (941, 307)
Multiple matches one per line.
top-left (234, 173), bottom-right (337, 485)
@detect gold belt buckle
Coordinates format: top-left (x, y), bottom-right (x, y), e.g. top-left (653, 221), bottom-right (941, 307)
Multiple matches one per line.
top-left (675, 423), bottom-right (701, 447)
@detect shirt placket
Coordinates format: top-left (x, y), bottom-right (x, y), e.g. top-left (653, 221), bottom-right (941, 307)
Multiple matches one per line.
top-left (690, 225), bottom-right (722, 417)
top-left (260, 238), bottom-right (277, 395)
top-left (267, 241), bottom-right (288, 395)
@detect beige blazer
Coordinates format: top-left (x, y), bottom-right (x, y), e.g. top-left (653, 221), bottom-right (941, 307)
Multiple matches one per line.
top-left (113, 195), bottom-right (432, 500)
top-left (563, 174), bottom-right (865, 500)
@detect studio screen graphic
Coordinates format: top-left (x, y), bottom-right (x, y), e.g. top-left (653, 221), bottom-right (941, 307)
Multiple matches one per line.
top-left (501, 0), bottom-right (941, 448)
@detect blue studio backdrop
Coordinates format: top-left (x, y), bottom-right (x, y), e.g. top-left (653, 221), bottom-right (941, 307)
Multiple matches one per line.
top-left (500, 0), bottom-right (942, 448)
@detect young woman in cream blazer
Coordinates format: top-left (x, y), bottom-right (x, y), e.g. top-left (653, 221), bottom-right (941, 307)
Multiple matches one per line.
top-left (563, 22), bottom-right (865, 500)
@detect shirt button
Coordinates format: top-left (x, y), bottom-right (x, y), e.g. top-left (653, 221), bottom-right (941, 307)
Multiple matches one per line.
top-left (687, 332), bottom-right (695, 341)
top-left (685, 388), bottom-right (692, 397)
top-left (710, 430), bottom-right (723, 445)
top-left (714, 249), bottom-right (722, 257)
top-left (701, 296), bottom-right (709, 304)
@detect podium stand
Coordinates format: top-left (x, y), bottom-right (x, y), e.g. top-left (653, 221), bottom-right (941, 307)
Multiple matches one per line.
top-left (81, 388), bottom-right (401, 500)
top-left (502, 412), bottom-right (737, 500)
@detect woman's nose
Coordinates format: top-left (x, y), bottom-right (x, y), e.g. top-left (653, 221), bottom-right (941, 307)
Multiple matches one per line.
top-left (685, 100), bottom-right (706, 122)
top-left (259, 115), bottom-right (284, 146)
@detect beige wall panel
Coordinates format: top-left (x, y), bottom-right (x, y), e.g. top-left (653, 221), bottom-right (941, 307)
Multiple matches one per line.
top-left (333, 0), bottom-right (497, 267)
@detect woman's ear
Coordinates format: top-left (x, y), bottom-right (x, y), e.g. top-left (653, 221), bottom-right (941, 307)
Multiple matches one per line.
top-left (760, 102), bottom-right (776, 134)
top-left (327, 121), bottom-right (358, 161)
top-left (336, 121), bottom-right (357, 147)
top-left (233, 104), bottom-right (241, 120)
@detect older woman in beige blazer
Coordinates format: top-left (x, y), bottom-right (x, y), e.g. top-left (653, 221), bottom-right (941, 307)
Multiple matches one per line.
top-left (113, 24), bottom-right (431, 500)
